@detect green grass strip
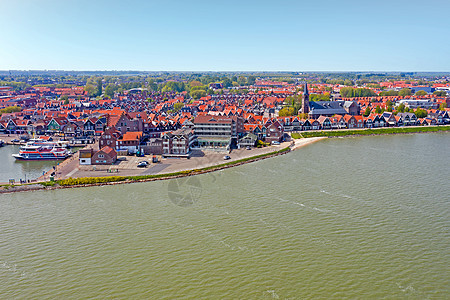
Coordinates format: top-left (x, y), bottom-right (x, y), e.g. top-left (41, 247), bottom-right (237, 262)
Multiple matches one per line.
top-left (293, 125), bottom-right (450, 138)
top-left (53, 147), bottom-right (291, 186)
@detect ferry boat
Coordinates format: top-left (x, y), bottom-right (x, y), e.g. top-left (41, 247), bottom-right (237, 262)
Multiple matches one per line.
top-left (26, 138), bottom-right (70, 148)
top-left (12, 145), bottom-right (72, 160)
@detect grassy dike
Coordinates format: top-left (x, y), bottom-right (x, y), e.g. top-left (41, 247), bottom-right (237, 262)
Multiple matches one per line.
top-left (291, 125), bottom-right (450, 139)
top-left (37, 146), bottom-right (292, 188)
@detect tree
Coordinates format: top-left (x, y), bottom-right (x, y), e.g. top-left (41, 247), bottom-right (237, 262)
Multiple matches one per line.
top-left (298, 113), bottom-right (308, 119)
top-left (375, 105), bottom-right (382, 114)
top-left (433, 90), bottom-right (447, 97)
top-left (379, 90), bottom-right (399, 96)
top-left (222, 77), bottom-right (232, 88)
top-left (190, 86), bottom-right (207, 98)
top-left (344, 79), bottom-right (354, 86)
top-left (191, 90), bottom-right (206, 99)
top-left (363, 106), bottom-right (371, 117)
top-left (162, 81), bottom-right (186, 93)
top-left (84, 84), bottom-right (96, 96)
top-left (386, 100), bottom-right (393, 112)
top-left (237, 76), bottom-right (246, 86)
top-left (397, 103), bottom-right (405, 113)
top-left (173, 102), bottom-right (184, 112)
top-left (310, 93), bottom-right (331, 101)
top-left (398, 88), bottom-right (412, 97)
top-left (147, 79), bottom-right (158, 91)
top-left (278, 107), bottom-right (295, 116)
top-left (61, 95), bottom-right (69, 105)
top-left (0, 105), bottom-right (21, 115)
top-left (415, 90), bottom-right (427, 96)
top-left (189, 80), bottom-right (203, 88)
top-left (340, 87), bottom-right (376, 98)
top-left (417, 79), bottom-right (427, 86)
top-left (414, 108), bottom-right (427, 118)
top-left (104, 84), bottom-right (116, 98)
top-left (284, 95), bottom-right (302, 112)
top-left (247, 76), bottom-right (256, 85)
top-left (97, 79), bottom-right (103, 96)
top-left (439, 103), bottom-right (447, 110)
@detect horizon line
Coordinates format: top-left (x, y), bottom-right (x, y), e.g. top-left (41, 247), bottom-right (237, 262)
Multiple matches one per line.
top-left (1, 70), bottom-right (450, 73)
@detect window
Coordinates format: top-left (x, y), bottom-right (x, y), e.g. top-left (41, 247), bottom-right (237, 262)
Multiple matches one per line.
top-left (99, 154), bottom-right (104, 158)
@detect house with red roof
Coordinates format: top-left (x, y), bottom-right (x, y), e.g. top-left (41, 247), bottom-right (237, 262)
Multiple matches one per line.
top-left (117, 131), bottom-right (143, 154)
top-left (92, 146), bottom-right (117, 165)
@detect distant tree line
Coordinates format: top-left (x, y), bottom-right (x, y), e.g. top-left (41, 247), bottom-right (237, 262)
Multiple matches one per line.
top-left (0, 106), bottom-right (21, 115)
top-left (340, 87), bottom-right (377, 98)
top-left (310, 93), bottom-right (331, 101)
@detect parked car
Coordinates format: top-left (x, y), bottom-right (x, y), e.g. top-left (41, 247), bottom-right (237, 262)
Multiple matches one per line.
top-left (223, 155), bottom-right (231, 160)
top-left (137, 161), bottom-right (149, 168)
top-left (246, 146), bottom-right (251, 150)
top-left (11, 139), bottom-right (20, 143)
top-left (271, 141), bottom-right (280, 145)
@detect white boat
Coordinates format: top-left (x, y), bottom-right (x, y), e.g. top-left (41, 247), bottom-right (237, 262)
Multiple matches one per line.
top-left (26, 138), bottom-right (70, 149)
top-left (12, 144), bottom-right (72, 160)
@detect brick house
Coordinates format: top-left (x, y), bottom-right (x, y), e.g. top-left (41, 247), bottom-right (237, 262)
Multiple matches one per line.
top-left (99, 127), bottom-right (120, 149)
top-left (92, 146), bottom-right (117, 165)
top-left (265, 120), bottom-right (284, 143)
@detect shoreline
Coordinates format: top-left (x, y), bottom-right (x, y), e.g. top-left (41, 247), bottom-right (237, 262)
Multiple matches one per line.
top-left (1, 126), bottom-right (448, 194)
top-left (293, 124), bottom-right (450, 139)
top-left (0, 137), bottom-right (325, 194)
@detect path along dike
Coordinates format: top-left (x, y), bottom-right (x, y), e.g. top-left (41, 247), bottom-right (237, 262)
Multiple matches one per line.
top-left (0, 137), bottom-right (326, 194)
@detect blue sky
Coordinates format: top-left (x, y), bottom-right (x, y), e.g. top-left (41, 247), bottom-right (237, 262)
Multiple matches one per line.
top-left (1, 0), bottom-right (449, 71)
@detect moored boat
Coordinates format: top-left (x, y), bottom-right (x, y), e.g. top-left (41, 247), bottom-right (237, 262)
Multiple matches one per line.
top-left (12, 145), bottom-right (72, 160)
top-left (26, 138), bottom-right (70, 148)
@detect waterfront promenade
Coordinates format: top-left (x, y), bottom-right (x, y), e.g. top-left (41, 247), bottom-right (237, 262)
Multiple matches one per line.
top-left (47, 137), bottom-right (325, 181)
top-left (0, 136), bottom-right (325, 191)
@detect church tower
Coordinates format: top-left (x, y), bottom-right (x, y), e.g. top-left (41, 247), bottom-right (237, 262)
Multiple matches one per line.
top-left (302, 83), bottom-right (309, 114)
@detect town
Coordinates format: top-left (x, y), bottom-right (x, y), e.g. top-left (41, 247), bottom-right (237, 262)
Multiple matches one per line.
top-left (0, 71), bottom-right (449, 179)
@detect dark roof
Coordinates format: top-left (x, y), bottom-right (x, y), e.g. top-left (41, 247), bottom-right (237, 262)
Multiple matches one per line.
top-left (309, 101), bottom-right (347, 115)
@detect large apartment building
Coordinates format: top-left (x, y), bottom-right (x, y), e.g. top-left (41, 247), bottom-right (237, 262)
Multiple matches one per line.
top-left (193, 115), bottom-right (244, 148)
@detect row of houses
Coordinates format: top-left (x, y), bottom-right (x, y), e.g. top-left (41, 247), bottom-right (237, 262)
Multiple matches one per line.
top-left (269, 111), bottom-right (449, 132)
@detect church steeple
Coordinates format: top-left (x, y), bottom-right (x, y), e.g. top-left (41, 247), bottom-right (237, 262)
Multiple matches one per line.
top-left (302, 83), bottom-right (309, 114)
